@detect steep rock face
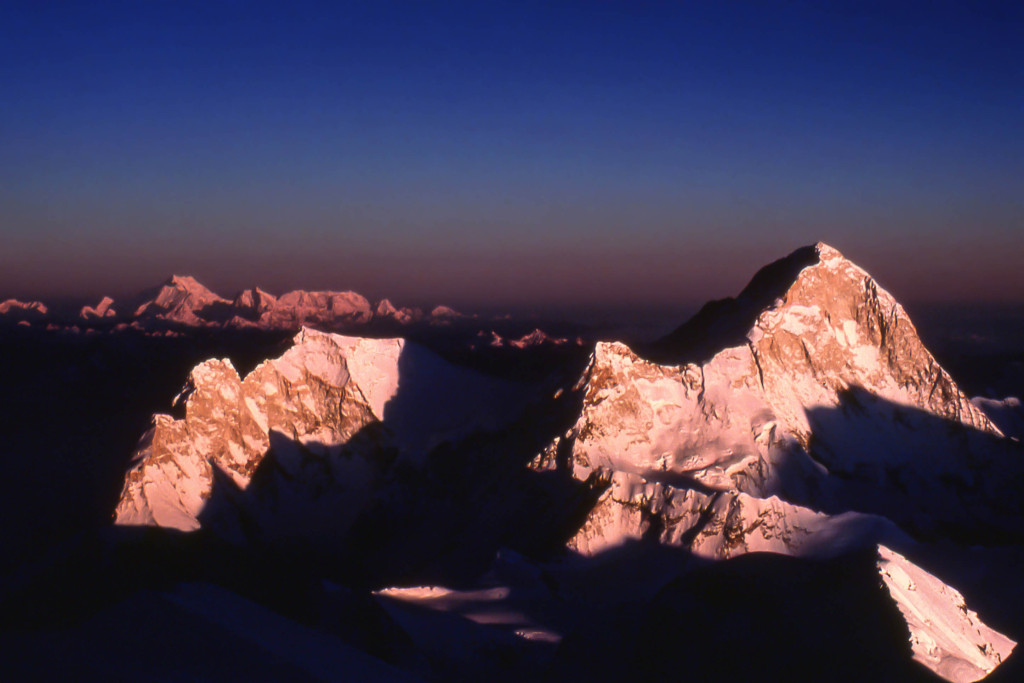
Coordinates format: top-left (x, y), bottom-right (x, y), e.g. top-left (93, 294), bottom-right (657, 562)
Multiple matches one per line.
top-left (562, 468), bottom-right (907, 560)
top-left (115, 329), bottom-right (402, 532)
top-left (650, 243), bottom-right (820, 364)
top-left (746, 243), bottom-right (992, 438)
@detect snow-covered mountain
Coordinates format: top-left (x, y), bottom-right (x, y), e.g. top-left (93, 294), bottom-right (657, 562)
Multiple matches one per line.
top-left (79, 296), bottom-right (117, 320)
top-left (0, 298), bottom-right (47, 323)
top-left (526, 242), bottom-right (1021, 680)
top-left (375, 298), bottom-right (422, 325)
top-left (132, 274), bottom-right (231, 325)
top-left (20, 242), bottom-right (1024, 681)
top-left (125, 275), bottom-right (388, 330)
top-left (115, 327), bottom-right (541, 545)
top-left (1, 274), bottom-right (461, 332)
top-left (249, 289), bottom-right (373, 329)
top-left (103, 244), bottom-right (1023, 680)
top-left (116, 330), bottom-right (401, 532)
top-left (554, 243), bottom-right (1020, 550)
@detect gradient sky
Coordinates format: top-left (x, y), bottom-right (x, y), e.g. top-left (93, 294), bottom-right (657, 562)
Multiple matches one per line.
top-left (2, 1), bottom-right (1022, 311)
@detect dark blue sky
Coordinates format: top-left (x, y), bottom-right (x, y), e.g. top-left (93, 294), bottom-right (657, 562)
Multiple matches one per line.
top-left (2, 1), bottom-right (1021, 309)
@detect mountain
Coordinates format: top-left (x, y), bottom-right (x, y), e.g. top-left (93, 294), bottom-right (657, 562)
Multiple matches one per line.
top-left (115, 327), bottom-right (542, 546)
top-left (74, 277), bottom-right (464, 332)
top-left (375, 298), bottom-right (422, 325)
top-left (132, 275), bottom-right (231, 326)
top-left (12, 243), bottom-right (1024, 681)
top-left (0, 298), bottom-right (47, 323)
top-left (80, 296), bottom-right (117, 320)
top-left (527, 242), bottom-right (1022, 679)
top-left (557, 243), bottom-right (1020, 550)
top-left (230, 287), bottom-right (278, 322)
top-left (116, 329), bottom-right (402, 533)
top-left (0, 275), bottom-right (477, 334)
top-left (249, 289), bottom-right (373, 329)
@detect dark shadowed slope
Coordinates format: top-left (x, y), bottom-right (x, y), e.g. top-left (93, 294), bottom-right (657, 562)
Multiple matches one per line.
top-left (645, 243), bottom-right (819, 364)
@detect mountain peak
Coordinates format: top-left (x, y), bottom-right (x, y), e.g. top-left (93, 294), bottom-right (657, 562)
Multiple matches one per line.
top-left (648, 243), bottom-right (821, 364)
top-left (564, 242), bottom-right (1013, 590)
top-left (80, 296), bottom-right (116, 320)
top-left (164, 274), bottom-right (218, 295)
top-left (133, 275), bottom-right (229, 322)
top-left (232, 287), bottom-right (277, 313)
top-left (650, 241), bottom-right (991, 432)
top-left (649, 242), bottom-right (887, 366)
top-left (0, 298), bottom-right (48, 321)
top-left (813, 241), bottom-right (843, 258)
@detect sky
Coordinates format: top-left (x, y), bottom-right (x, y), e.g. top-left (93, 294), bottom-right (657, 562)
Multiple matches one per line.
top-left (1, 1), bottom-right (1022, 312)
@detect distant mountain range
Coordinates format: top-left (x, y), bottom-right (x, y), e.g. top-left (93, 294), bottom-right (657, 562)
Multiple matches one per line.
top-left (1, 275), bottom-right (466, 331)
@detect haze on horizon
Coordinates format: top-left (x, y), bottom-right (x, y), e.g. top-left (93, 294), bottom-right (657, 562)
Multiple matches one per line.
top-left (2, 1), bottom-right (1021, 312)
